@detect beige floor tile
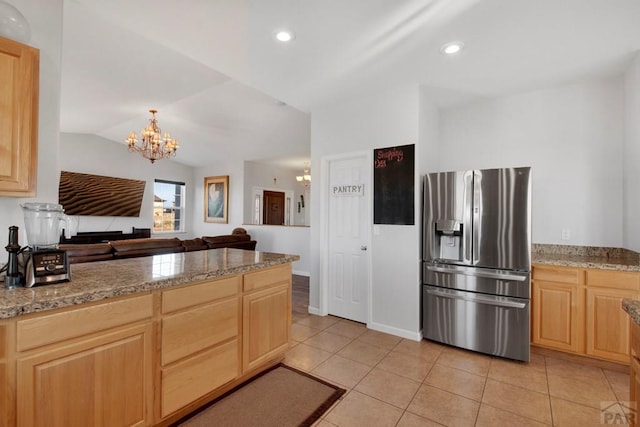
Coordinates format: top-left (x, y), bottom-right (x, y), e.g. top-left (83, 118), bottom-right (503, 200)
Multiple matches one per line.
top-left (396, 411), bottom-right (445, 426)
top-left (284, 343), bottom-right (333, 372)
top-left (393, 339), bottom-right (445, 363)
top-left (436, 348), bottom-right (491, 376)
top-left (324, 320), bottom-right (367, 339)
top-left (296, 315), bottom-right (341, 330)
top-left (488, 353), bottom-right (548, 394)
top-left (550, 397), bottom-right (608, 427)
top-left (545, 356), bottom-right (607, 382)
top-left (292, 312), bottom-right (310, 323)
top-left (604, 368), bottom-right (631, 402)
top-left (291, 323), bottom-right (321, 341)
top-left (356, 329), bottom-right (403, 350)
top-left (305, 331), bottom-right (353, 353)
top-left (475, 404), bottom-right (549, 427)
top-left (377, 350), bottom-right (434, 382)
top-left (407, 384), bottom-right (480, 427)
top-left (324, 390), bottom-right (403, 427)
top-left (354, 368), bottom-right (421, 409)
top-left (547, 364), bottom-right (617, 408)
top-left (337, 340), bottom-right (390, 366)
top-left (425, 364), bottom-right (486, 401)
top-left (481, 378), bottom-right (552, 424)
top-left (313, 355), bottom-right (372, 389)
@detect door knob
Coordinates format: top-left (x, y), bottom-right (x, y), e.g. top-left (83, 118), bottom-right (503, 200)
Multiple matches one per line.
top-left (360, 245), bottom-right (367, 251)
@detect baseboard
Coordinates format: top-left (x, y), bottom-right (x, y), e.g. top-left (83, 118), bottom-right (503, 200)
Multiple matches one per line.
top-left (307, 306), bottom-right (322, 316)
top-left (292, 270), bottom-right (310, 277)
top-left (367, 321), bottom-right (421, 341)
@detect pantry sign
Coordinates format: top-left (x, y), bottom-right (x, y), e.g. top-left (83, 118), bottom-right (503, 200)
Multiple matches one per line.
top-left (331, 184), bottom-right (365, 197)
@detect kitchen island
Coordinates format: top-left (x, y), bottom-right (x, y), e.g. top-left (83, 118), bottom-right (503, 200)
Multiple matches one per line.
top-left (0, 248), bottom-right (299, 426)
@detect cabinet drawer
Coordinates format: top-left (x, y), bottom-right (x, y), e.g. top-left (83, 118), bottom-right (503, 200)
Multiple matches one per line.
top-left (162, 275), bottom-right (239, 314)
top-left (17, 294), bottom-right (153, 352)
top-left (243, 264), bottom-right (291, 292)
top-left (161, 339), bottom-right (238, 417)
top-left (532, 265), bottom-right (582, 284)
top-left (162, 298), bottom-right (238, 365)
top-left (586, 269), bottom-right (640, 291)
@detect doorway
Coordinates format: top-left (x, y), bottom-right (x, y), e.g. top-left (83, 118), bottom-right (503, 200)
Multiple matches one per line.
top-left (263, 190), bottom-right (285, 225)
top-left (321, 151), bottom-right (371, 324)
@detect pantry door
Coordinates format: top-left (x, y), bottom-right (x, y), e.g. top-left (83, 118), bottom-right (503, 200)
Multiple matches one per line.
top-left (325, 152), bottom-right (371, 323)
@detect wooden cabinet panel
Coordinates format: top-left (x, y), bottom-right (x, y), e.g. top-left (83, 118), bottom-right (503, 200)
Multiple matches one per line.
top-left (243, 283), bottom-right (290, 373)
top-left (16, 323), bottom-right (152, 427)
top-left (532, 280), bottom-right (584, 353)
top-left (586, 269), bottom-right (640, 291)
top-left (586, 287), bottom-right (638, 363)
top-left (0, 36), bottom-right (39, 197)
top-left (17, 294), bottom-right (153, 352)
top-left (532, 265), bottom-right (582, 284)
top-left (243, 264), bottom-right (291, 292)
top-left (161, 298), bottom-right (238, 365)
top-left (161, 340), bottom-right (238, 418)
top-left (162, 276), bottom-right (239, 314)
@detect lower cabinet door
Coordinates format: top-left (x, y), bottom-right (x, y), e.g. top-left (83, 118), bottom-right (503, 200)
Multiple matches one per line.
top-left (586, 287), bottom-right (638, 363)
top-left (243, 283), bottom-right (290, 373)
top-left (161, 339), bottom-right (239, 418)
top-left (16, 323), bottom-right (152, 427)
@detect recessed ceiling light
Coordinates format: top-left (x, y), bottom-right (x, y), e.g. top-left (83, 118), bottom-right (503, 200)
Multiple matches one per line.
top-left (440, 41), bottom-right (464, 55)
top-left (274, 30), bottom-right (294, 42)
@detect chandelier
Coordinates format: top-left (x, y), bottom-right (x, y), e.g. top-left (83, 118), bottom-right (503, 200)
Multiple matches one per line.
top-left (126, 109), bottom-right (179, 163)
top-left (296, 165), bottom-right (311, 188)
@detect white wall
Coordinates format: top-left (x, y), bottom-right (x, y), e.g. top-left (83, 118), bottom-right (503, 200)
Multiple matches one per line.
top-left (59, 133), bottom-right (195, 238)
top-left (438, 78), bottom-right (625, 247)
top-left (624, 53), bottom-right (640, 252)
top-left (0, 0), bottom-right (63, 264)
top-left (311, 85), bottom-right (422, 339)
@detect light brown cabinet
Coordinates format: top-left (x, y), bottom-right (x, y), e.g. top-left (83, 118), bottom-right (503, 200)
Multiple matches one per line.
top-left (0, 35), bottom-right (39, 197)
top-left (532, 264), bottom-right (640, 364)
top-left (14, 294), bottom-right (154, 427)
top-left (532, 267), bottom-right (584, 353)
top-left (160, 275), bottom-right (241, 418)
top-left (242, 264), bottom-right (292, 373)
top-left (630, 321), bottom-right (640, 427)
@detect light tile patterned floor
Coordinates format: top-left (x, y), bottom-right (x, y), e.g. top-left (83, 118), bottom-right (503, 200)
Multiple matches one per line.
top-left (286, 314), bottom-right (631, 427)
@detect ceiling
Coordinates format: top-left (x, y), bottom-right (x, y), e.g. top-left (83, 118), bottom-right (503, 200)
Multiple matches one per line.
top-left (59, 0), bottom-right (640, 169)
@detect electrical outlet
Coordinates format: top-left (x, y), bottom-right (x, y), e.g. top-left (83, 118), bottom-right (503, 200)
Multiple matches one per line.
top-left (561, 228), bottom-right (571, 241)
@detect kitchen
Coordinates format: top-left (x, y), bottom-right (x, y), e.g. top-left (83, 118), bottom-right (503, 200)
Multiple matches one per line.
top-left (1, 0), bottom-right (640, 425)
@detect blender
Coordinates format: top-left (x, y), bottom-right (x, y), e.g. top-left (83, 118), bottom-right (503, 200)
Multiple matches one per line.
top-left (21, 203), bottom-right (71, 287)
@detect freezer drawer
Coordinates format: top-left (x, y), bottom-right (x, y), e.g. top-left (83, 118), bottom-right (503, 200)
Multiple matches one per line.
top-left (423, 285), bottom-right (530, 362)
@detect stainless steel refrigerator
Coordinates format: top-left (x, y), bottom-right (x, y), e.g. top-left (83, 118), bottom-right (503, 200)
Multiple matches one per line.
top-left (422, 167), bottom-right (531, 361)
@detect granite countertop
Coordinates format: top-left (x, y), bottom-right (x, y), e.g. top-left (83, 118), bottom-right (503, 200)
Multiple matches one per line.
top-left (532, 244), bottom-right (640, 272)
top-left (623, 299), bottom-right (640, 326)
top-left (0, 248), bottom-right (299, 320)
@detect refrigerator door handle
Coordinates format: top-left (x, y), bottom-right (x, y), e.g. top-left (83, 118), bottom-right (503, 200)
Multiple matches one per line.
top-left (472, 170), bottom-right (481, 264)
top-left (463, 171), bottom-right (474, 264)
top-left (426, 288), bottom-right (527, 309)
top-left (425, 264), bottom-right (528, 282)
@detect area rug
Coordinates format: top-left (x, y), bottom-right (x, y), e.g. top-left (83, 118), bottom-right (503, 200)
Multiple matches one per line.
top-left (174, 364), bottom-right (345, 427)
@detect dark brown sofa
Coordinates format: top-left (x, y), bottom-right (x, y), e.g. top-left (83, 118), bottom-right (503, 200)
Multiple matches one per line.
top-left (59, 229), bottom-right (257, 264)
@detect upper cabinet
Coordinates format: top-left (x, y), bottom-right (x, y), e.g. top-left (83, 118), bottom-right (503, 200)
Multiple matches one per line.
top-left (0, 36), bottom-right (39, 197)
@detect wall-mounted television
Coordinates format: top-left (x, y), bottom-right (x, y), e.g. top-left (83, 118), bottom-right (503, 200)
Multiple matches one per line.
top-left (58, 171), bottom-right (146, 217)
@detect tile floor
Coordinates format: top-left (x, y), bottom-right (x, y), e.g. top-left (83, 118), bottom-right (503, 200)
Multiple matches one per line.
top-left (287, 278), bottom-right (632, 426)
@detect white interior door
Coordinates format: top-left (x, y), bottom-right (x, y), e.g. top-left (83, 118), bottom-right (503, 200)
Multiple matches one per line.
top-left (327, 153), bottom-right (370, 323)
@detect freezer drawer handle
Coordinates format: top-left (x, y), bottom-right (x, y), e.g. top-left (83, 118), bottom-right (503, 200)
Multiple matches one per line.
top-left (426, 265), bottom-right (527, 282)
top-left (426, 288), bottom-right (527, 309)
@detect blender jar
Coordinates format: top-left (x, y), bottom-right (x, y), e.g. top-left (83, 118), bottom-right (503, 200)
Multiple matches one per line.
top-left (21, 203), bottom-right (66, 250)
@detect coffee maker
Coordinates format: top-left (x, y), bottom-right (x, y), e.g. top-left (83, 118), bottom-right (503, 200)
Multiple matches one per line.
top-left (20, 203), bottom-right (71, 287)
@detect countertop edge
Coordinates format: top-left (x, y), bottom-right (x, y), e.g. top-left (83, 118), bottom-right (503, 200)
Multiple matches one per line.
top-left (0, 251), bottom-right (299, 320)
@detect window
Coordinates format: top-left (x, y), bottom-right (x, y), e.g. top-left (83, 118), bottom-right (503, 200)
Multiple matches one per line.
top-left (153, 179), bottom-right (185, 233)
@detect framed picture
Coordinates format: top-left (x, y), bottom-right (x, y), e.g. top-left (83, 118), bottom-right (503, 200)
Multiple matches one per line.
top-left (204, 175), bottom-right (229, 223)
